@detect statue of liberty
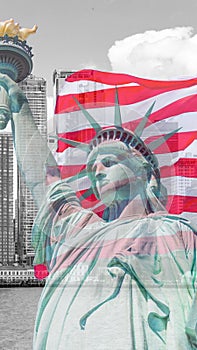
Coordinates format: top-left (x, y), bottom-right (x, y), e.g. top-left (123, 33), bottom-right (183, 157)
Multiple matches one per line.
top-left (0, 73), bottom-right (196, 349)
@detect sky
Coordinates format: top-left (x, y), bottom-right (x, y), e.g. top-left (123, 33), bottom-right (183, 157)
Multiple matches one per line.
top-left (1, 0), bottom-right (197, 97)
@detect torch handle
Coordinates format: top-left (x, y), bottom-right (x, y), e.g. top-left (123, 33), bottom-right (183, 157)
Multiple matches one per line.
top-left (0, 85), bottom-right (11, 130)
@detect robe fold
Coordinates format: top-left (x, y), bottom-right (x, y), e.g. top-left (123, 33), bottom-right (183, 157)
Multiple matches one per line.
top-left (32, 181), bottom-right (197, 349)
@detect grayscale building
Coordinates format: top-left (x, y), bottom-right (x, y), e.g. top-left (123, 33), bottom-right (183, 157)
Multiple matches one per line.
top-left (16, 75), bottom-right (47, 265)
top-left (0, 133), bottom-right (15, 265)
top-left (53, 70), bottom-right (74, 99)
top-left (48, 70), bottom-right (75, 152)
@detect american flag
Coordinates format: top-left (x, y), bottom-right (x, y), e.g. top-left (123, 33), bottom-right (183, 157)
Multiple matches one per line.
top-left (54, 69), bottom-right (197, 225)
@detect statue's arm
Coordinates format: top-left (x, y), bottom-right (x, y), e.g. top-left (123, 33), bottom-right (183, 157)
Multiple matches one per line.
top-left (0, 74), bottom-right (60, 208)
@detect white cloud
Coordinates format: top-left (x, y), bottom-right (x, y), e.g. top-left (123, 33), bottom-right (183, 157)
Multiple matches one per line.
top-left (108, 27), bottom-right (197, 79)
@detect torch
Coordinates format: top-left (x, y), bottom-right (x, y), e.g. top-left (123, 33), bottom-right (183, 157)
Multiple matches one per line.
top-left (0, 18), bottom-right (37, 129)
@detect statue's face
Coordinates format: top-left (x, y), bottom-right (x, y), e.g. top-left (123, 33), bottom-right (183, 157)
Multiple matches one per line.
top-left (87, 141), bottom-right (147, 206)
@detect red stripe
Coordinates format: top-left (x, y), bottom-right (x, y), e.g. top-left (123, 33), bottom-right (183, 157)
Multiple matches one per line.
top-left (146, 130), bottom-right (197, 153)
top-left (66, 69), bottom-right (197, 89)
top-left (56, 129), bottom-right (96, 152)
top-left (167, 195), bottom-right (197, 214)
top-left (59, 165), bottom-right (86, 178)
top-left (76, 189), bottom-right (97, 203)
top-left (55, 86), bottom-right (162, 114)
top-left (76, 190), bottom-right (105, 217)
top-left (160, 158), bottom-right (197, 178)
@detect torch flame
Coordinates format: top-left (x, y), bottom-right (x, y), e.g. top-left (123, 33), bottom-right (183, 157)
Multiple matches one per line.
top-left (0, 18), bottom-right (38, 41)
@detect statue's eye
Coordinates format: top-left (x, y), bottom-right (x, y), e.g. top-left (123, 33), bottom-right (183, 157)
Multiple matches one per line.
top-left (102, 158), bottom-right (117, 167)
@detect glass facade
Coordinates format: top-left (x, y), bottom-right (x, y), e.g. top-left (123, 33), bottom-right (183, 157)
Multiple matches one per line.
top-left (16, 75), bottom-right (47, 265)
top-left (0, 133), bottom-right (15, 265)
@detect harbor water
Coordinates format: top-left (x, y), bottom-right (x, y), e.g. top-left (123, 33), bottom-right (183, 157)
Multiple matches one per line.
top-left (0, 288), bottom-right (42, 350)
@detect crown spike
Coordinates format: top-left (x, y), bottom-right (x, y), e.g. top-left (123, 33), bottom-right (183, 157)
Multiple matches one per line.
top-left (52, 135), bottom-right (90, 153)
top-left (114, 87), bottom-right (123, 128)
top-left (135, 101), bottom-right (156, 137)
top-left (73, 96), bottom-right (102, 133)
top-left (148, 127), bottom-right (182, 151)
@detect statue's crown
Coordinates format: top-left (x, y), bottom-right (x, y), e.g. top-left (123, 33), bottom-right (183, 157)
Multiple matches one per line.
top-left (89, 127), bottom-right (159, 171)
top-left (56, 89), bottom-right (179, 178)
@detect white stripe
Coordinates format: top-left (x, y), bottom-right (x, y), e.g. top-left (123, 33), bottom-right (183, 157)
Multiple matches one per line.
top-left (59, 79), bottom-right (197, 99)
top-left (162, 176), bottom-right (197, 196)
top-left (59, 80), bottom-right (140, 96)
top-left (143, 112), bottom-right (197, 138)
top-left (55, 147), bottom-right (87, 165)
top-left (180, 212), bottom-right (197, 226)
top-left (69, 176), bottom-right (91, 193)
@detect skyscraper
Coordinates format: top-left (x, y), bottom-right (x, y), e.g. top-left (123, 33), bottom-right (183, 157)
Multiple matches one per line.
top-left (0, 132), bottom-right (15, 265)
top-left (53, 70), bottom-right (74, 99)
top-left (16, 75), bottom-right (47, 265)
top-left (49, 70), bottom-right (75, 153)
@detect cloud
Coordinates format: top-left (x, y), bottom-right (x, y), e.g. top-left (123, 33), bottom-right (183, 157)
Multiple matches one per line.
top-left (108, 27), bottom-right (197, 79)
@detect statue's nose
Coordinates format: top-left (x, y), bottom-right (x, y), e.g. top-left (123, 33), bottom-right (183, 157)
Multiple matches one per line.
top-left (95, 162), bottom-right (107, 179)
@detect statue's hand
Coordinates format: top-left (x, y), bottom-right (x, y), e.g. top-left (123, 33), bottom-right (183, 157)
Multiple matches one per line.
top-left (0, 73), bottom-right (27, 112)
top-left (0, 73), bottom-right (27, 129)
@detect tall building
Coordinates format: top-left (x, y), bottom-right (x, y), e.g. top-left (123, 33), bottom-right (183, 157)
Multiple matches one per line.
top-left (49, 70), bottom-right (75, 152)
top-left (53, 70), bottom-right (74, 100)
top-left (176, 156), bottom-right (197, 220)
top-left (16, 75), bottom-right (47, 265)
top-left (0, 133), bottom-right (15, 265)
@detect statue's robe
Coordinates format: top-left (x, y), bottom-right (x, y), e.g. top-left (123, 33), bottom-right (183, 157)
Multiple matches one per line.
top-left (32, 181), bottom-right (197, 349)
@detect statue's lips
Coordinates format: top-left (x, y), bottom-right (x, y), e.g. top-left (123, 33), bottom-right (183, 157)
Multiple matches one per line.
top-left (100, 177), bottom-right (135, 187)
top-left (97, 180), bottom-right (110, 193)
top-left (99, 180), bottom-right (109, 187)
top-left (98, 178), bottom-right (129, 192)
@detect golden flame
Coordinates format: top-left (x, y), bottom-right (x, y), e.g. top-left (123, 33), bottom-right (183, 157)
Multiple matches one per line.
top-left (0, 18), bottom-right (38, 41)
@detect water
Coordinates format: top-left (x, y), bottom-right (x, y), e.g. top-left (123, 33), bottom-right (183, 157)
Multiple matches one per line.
top-left (0, 288), bottom-right (42, 350)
